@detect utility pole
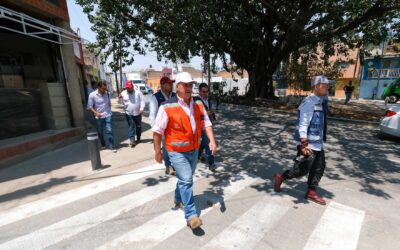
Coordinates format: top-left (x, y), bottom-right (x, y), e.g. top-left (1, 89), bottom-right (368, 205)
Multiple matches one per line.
top-left (114, 71), bottom-right (119, 94)
top-left (119, 56), bottom-right (123, 92)
top-left (208, 53), bottom-right (211, 85)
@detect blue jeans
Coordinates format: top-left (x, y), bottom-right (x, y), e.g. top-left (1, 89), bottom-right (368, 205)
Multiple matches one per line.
top-left (168, 150), bottom-right (199, 220)
top-left (125, 114), bottom-right (142, 143)
top-left (199, 131), bottom-right (214, 165)
top-left (162, 137), bottom-right (171, 168)
top-left (95, 116), bottom-right (114, 148)
top-left (344, 92), bottom-right (352, 104)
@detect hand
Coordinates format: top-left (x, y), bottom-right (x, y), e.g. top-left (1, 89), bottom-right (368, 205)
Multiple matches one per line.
top-left (209, 141), bottom-right (218, 155)
top-left (140, 109), bottom-right (144, 115)
top-left (95, 112), bottom-right (102, 118)
top-left (301, 147), bottom-right (312, 156)
top-left (207, 110), bottom-right (213, 116)
top-left (155, 150), bottom-right (163, 163)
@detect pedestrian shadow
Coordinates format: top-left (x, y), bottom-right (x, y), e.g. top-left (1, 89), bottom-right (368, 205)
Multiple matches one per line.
top-left (142, 175), bottom-right (170, 187)
top-left (0, 176), bottom-right (76, 204)
top-left (137, 139), bottom-right (153, 144)
top-left (185, 191), bottom-right (227, 237)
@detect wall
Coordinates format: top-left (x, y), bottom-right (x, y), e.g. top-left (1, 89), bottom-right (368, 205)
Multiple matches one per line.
top-left (40, 82), bottom-right (70, 129)
top-left (359, 57), bottom-right (400, 99)
top-left (2, 0), bottom-right (69, 21)
top-left (0, 32), bottom-right (58, 87)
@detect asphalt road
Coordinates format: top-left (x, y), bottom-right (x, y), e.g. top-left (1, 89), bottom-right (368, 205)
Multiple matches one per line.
top-left (0, 101), bottom-right (399, 250)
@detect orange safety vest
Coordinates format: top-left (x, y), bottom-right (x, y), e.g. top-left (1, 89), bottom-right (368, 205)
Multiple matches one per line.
top-left (163, 97), bottom-right (205, 152)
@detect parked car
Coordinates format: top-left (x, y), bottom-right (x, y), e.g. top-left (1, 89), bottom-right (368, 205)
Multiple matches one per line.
top-left (129, 81), bottom-right (152, 95)
top-left (146, 86), bottom-right (154, 95)
top-left (381, 78), bottom-right (400, 103)
top-left (379, 105), bottom-right (400, 138)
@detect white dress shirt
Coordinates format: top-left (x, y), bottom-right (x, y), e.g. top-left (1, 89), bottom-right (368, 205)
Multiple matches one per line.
top-left (120, 89), bottom-right (145, 116)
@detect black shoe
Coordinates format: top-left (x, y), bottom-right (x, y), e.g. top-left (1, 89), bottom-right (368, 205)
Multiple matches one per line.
top-left (208, 163), bottom-right (217, 172)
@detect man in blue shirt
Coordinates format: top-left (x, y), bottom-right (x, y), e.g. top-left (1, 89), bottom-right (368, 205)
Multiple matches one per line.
top-left (274, 75), bottom-right (330, 205)
top-left (87, 81), bottom-right (116, 152)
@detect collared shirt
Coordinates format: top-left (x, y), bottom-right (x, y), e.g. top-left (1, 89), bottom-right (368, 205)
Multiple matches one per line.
top-left (149, 91), bottom-right (174, 127)
top-left (296, 94), bottom-right (323, 151)
top-left (87, 89), bottom-right (112, 118)
top-left (120, 89), bottom-right (145, 116)
top-left (152, 95), bottom-right (212, 135)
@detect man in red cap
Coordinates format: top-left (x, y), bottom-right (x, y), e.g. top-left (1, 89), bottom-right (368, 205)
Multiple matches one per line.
top-left (150, 76), bottom-right (176, 175)
top-left (119, 80), bottom-right (145, 147)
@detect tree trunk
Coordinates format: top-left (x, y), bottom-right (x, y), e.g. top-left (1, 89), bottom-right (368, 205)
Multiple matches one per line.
top-left (246, 43), bottom-right (276, 99)
top-left (247, 64), bottom-right (275, 99)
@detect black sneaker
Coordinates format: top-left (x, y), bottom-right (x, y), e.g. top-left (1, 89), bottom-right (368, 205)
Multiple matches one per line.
top-left (208, 163), bottom-right (217, 172)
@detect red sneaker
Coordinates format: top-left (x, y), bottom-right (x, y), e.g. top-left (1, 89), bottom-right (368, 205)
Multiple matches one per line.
top-left (305, 189), bottom-right (326, 205)
top-left (274, 173), bottom-right (283, 192)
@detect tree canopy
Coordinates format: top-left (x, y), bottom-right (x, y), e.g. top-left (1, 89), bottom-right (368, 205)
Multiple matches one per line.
top-left (76, 0), bottom-right (400, 98)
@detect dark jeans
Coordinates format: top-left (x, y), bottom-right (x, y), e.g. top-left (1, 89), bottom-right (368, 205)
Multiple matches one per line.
top-left (344, 92), bottom-right (353, 104)
top-left (125, 114), bottom-right (142, 143)
top-left (282, 147), bottom-right (326, 189)
top-left (95, 116), bottom-right (114, 148)
top-left (199, 131), bottom-right (214, 165)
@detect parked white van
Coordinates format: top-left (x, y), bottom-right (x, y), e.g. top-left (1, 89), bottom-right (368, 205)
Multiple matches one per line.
top-left (128, 80), bottom-right (153, 95)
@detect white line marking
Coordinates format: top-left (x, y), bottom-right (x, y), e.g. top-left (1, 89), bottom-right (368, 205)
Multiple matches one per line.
top-left (203, 196), bottom-right (290, 250)
top-left (388, 158), bottom-right (400, 164)
top-left (0, 169), bottom-right (208, 250)
top-left (97, 172), bottom-right (259, 250)
top-left (0, 164), bottom-right (164, 228)
top-left (303, 201), bottom-right (365, 250)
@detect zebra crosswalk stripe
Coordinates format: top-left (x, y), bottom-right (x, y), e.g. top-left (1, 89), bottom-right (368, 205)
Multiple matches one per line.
top-left (97, 172), bottom-right (259, 250)
top-left (0, 170), bottom-right (207, 250)
top-left (303, 201), bottom-right (365, 250)
top-left (0, 164), bottom-right (164, 228)
top-left (202, 196), bottom-right (291, 250)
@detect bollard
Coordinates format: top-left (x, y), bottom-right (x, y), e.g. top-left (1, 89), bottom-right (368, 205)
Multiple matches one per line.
top-left (87, 132), bottom-right (102, 170)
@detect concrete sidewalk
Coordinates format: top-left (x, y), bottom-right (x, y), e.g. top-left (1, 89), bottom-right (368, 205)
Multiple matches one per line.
top-left (0, 102), bottom-right (157, 212)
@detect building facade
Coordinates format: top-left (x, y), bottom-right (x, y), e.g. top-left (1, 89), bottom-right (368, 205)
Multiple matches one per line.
top-left (0, 1), bottom-right (85, 140)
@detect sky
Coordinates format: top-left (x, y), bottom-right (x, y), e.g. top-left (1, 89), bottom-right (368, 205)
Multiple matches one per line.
top-left (66, 0), bottom-right (205, 72)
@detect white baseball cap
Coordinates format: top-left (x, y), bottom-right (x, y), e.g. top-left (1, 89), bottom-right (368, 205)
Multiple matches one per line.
top-left (311, 75), bottom-right (330, 86)
top-left (175, 72), bottom-right (194, 84)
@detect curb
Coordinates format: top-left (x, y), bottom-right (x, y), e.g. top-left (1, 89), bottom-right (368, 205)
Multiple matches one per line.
top-left (224, 103), bottom-right (380, 125)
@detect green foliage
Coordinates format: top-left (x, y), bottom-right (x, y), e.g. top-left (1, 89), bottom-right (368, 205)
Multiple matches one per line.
top-left (76, 0), bottom-right (400, 97)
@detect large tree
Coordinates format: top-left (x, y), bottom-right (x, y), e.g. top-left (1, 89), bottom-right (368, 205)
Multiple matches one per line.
top-left (77, 0), bottom-right (400, 98)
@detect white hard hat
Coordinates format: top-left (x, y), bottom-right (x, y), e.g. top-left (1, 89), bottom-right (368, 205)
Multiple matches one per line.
top-left (175, 72), bottom-right (194, 84)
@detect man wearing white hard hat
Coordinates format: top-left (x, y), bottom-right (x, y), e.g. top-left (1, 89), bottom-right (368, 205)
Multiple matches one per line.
top-left (274, 75), bottom-right (330, 205)
top-left (152, 72), bottom-right (217, 229)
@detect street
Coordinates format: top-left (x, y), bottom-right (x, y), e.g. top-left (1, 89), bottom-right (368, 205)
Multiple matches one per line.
top-left (0, 101), bottom-right (399, 250)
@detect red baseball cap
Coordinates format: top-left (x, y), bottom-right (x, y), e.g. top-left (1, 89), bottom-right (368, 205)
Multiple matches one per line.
top-left (160, 76), bottom-right (175, 85)
top-left (125, 81), bottom-right (133, 89)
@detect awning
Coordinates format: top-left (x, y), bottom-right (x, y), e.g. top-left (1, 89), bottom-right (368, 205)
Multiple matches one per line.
top-left (0, 5), bottom-right (81, 45)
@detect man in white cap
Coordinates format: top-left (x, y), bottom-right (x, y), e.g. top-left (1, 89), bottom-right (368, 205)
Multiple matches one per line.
top-left (152, 72), bottom-right (217, 229)
top-left (274, 75), bottom-right (330, 205)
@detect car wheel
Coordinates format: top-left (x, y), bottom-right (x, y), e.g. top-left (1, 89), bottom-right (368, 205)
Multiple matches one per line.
top-left (388, 95), bottom-right (399, 103)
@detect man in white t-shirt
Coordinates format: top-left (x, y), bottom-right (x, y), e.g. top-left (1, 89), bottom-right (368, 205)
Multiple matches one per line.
top-left (119, 81), bottom-right (145, 147)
